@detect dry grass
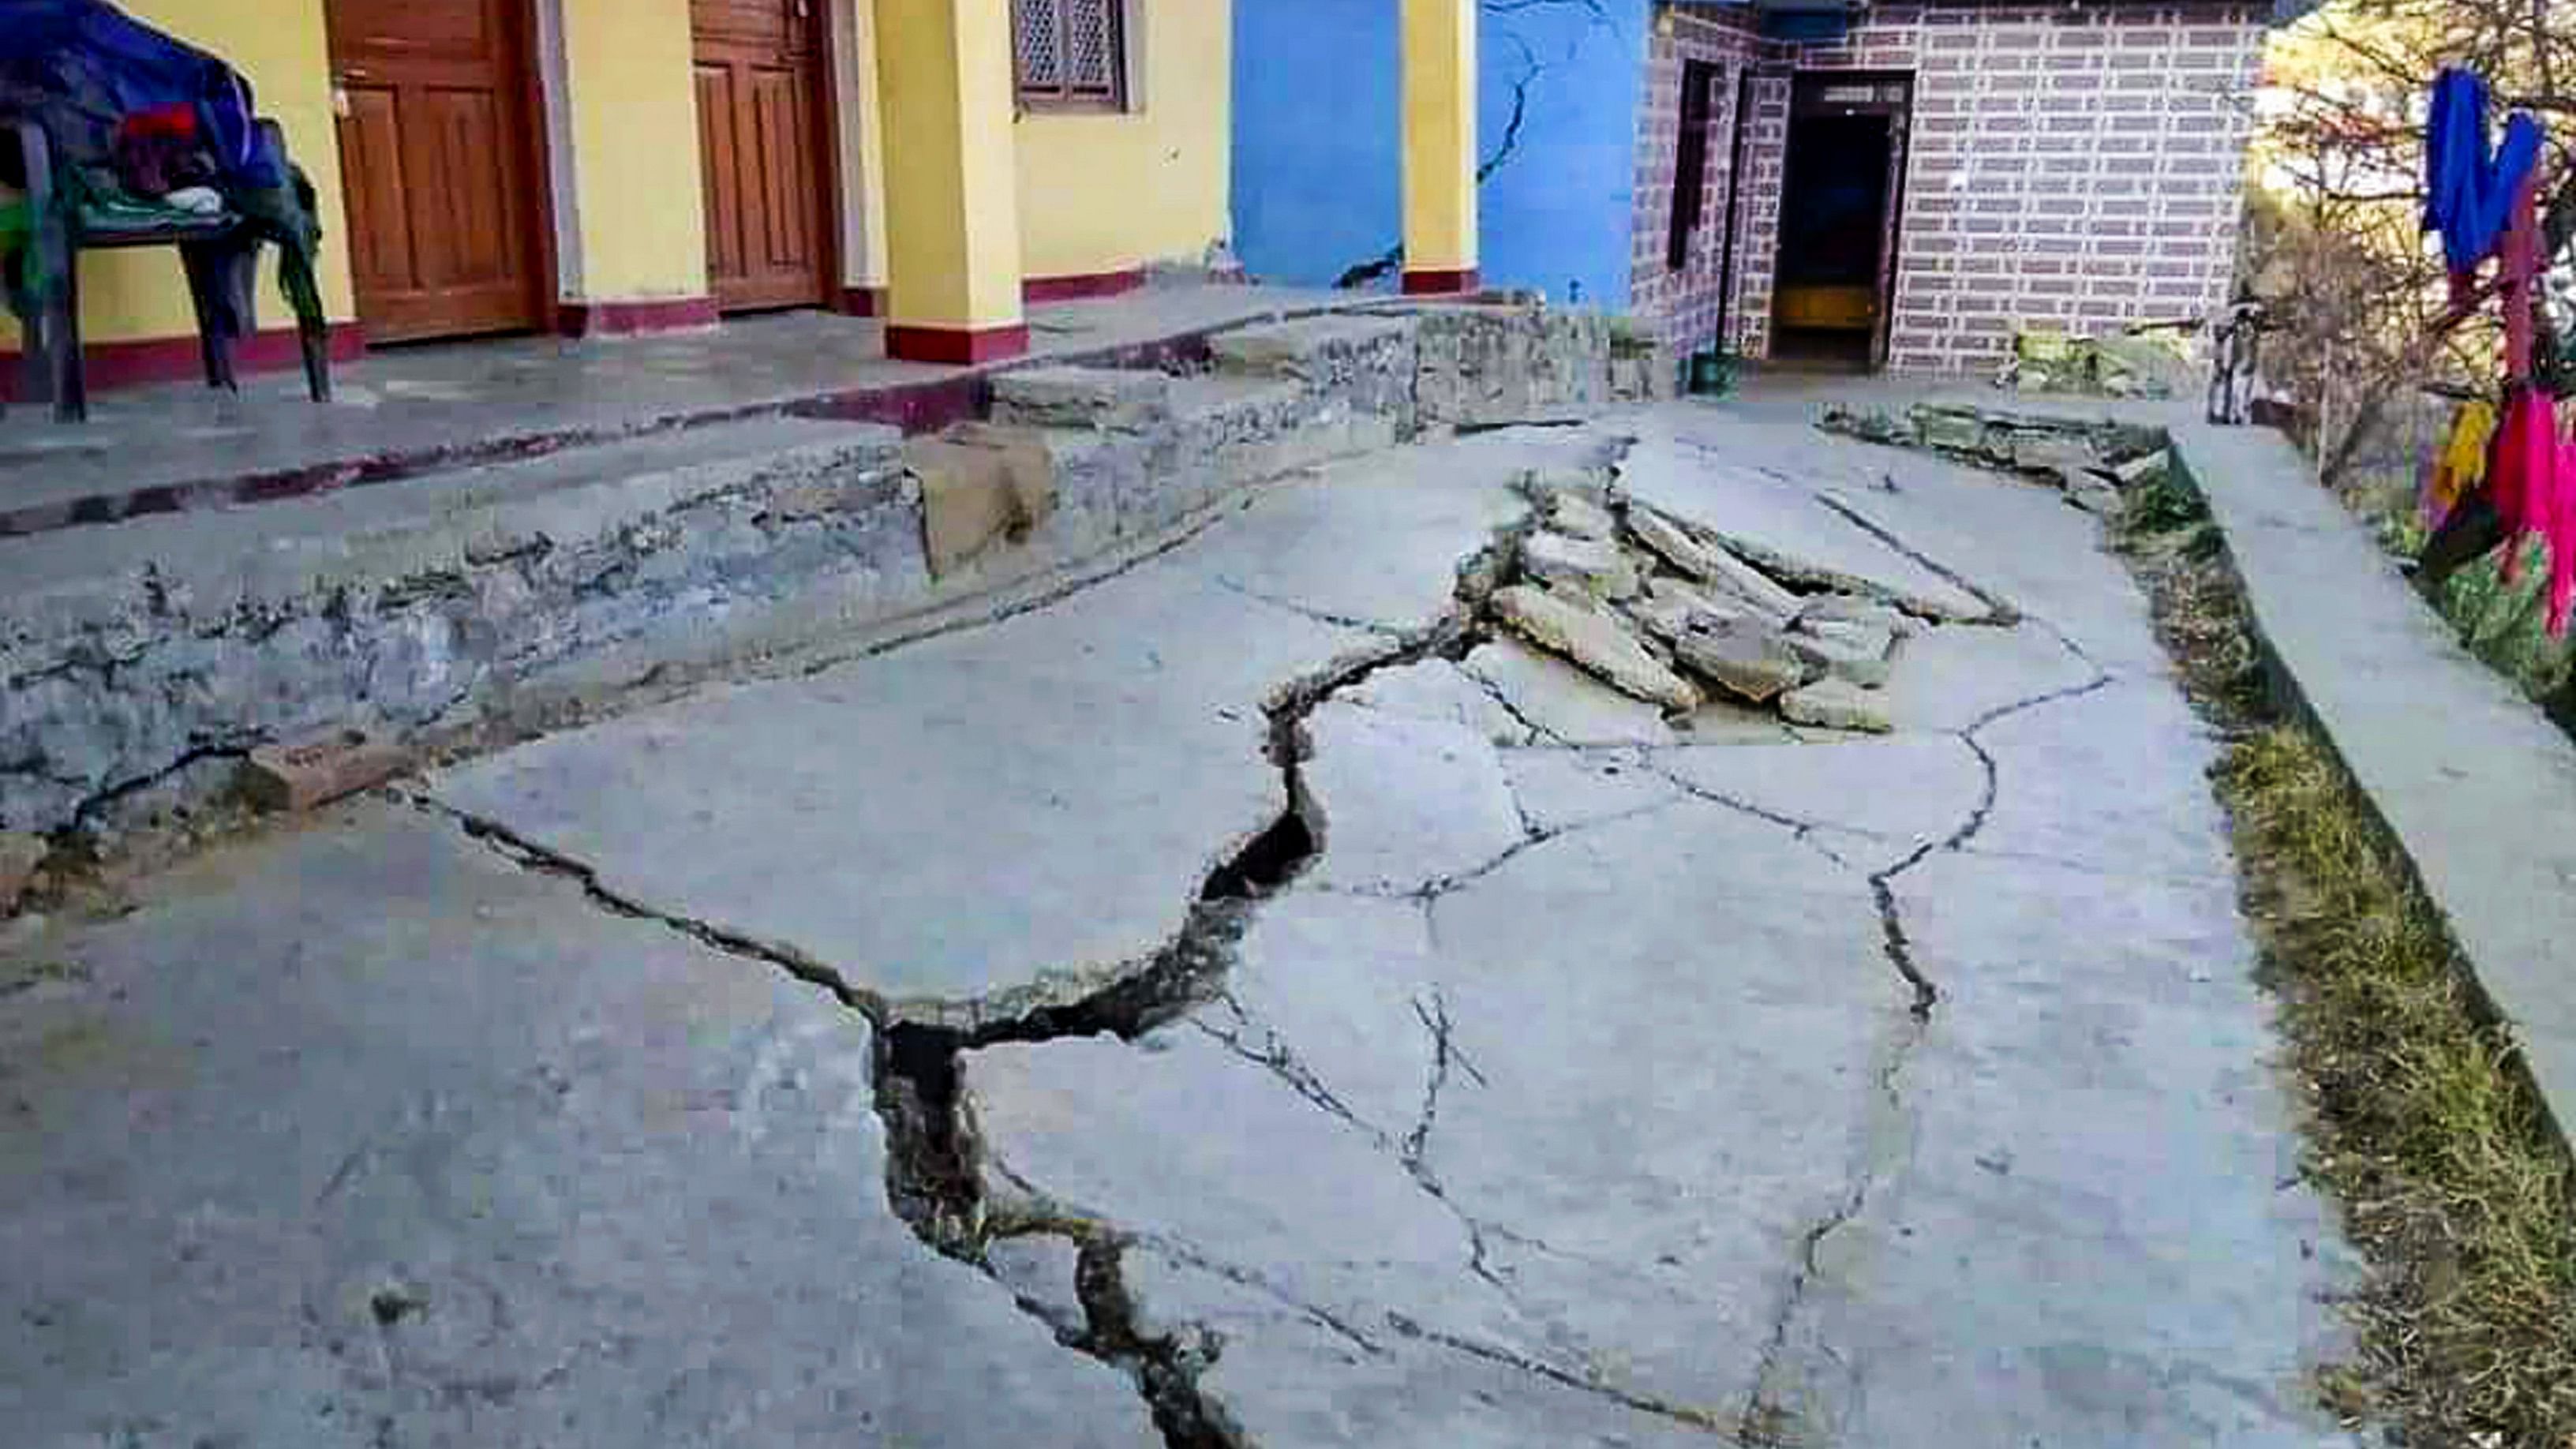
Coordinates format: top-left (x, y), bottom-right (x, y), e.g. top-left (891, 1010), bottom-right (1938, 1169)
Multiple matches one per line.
top-left (2120, 477), bottom-right (2576, 1447)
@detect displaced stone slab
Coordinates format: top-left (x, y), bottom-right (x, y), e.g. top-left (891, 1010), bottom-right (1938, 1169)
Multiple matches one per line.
top-left (0, 811), bottom-right (1151, 1447)
top-left (1542, 489), bottom-right (1617, 541)
top-left (1668, 616), bottom-right (1812, 705)
top-left (1301, 701), bottom-right (1529, 895)
top-left (1488, 586), bottom-right (1699, 711)
top-left (1618, 435), bottom-right (1988, 621)
top-left (1177, 428), bottom-right (1601, 632)
top-left (1780, 678), bottom-right (1892, 734)
top-left (1623, 504), bottom-right (1731, 585)
top-left (1788, 620), bottom-right (1895, 688)
top-left (1461, 639), bottom-right (1677, 747)
top-left (436, 563), bottom-right (1363, 1025)
top-left (1519, 529), bottom-right (1642, 601)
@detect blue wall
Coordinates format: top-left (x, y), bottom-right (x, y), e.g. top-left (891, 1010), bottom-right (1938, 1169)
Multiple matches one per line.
top-left (1233, 0), bottom-right (1650, 309)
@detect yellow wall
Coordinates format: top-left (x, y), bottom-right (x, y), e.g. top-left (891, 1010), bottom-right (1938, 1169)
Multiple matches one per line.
top-left (557, 0), bottom-right (706, 301)
top-left (874, 0), bottom-right (1024, 329)
top-left (1013, 0), bottom-right (1230, 281)
top-left (0, 0), bottom-right (358, 351)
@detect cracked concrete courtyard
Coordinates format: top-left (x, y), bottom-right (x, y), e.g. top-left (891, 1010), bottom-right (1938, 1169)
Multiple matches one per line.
top-left (2, 402), bottom-right (2361, 1447)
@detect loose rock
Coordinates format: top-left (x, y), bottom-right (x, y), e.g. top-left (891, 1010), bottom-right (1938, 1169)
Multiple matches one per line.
top-left (1488, 585), bottom-right (1700, 710)
top-left (1666, 616), bottom-right (1814, 705)
top-left (1519, 530), bottom-right (1642, 601)
top-left (1781, 677), bottom-right (1893, 733)
top-left (1544, 490), bottom-right (1618, 541)
top-left (1629, 577), bottom-right (1747, 643)
top-left (1623, 506), bottom-right (1728, 582)
top-left (0, 833), bottom-right (47, 915)
top-left (1788, 620), bottom-right (1895, 688)
top-left (1799, 593), bottom-right (1917, 638)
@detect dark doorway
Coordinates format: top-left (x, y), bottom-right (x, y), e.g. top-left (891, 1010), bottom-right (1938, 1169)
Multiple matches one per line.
top-left (1770, 74), bottom-right (1910, 370)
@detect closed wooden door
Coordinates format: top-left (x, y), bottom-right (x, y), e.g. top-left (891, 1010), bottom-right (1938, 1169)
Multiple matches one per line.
top-left (694, 0), bottom-right (831, 313)
top-left (326, 0), bottom-right (547, 342)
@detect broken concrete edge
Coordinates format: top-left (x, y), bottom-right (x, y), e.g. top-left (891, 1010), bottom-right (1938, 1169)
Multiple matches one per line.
top-left (2164, 425), bottom-right (2576, 1153)
top-left (2, 302), bottom-right (1671, 848)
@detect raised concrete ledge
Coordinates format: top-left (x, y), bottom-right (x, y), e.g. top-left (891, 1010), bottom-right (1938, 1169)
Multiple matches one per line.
top-left (2170, 421), bottom-right (2576, 1142)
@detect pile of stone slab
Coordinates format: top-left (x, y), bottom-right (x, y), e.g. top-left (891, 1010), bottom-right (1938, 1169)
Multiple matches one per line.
top-left (1476, 472), bottom-right (1915, 733)
top-left (1819, 402), bottom-right (2173, 517)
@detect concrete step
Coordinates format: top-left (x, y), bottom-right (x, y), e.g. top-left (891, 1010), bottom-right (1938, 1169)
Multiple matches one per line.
top-left (987, 365), bottom-right (1174, 432)
top-left (2, 416), bottom-right (921, 837)
top-left (1210, 313), bottom-right (1418, 382)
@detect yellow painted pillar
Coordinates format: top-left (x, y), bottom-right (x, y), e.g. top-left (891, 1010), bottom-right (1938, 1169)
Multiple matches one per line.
top-left (556, 0), bottom-right (713, 331)
top-left (873, 0), bottom-right (1028, 362)
top-left (1401, 0), bottom-right (1478, 295)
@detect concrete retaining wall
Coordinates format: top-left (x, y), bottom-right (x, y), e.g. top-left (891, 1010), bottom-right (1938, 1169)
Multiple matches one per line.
top-left (2, 301), bottom-right (1659, 841)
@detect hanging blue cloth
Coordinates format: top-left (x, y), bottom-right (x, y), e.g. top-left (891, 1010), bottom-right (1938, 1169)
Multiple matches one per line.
top-left (2424, 66), bottom-right (2546, 274)
top-left (0, 0), bottom-right (279, 190)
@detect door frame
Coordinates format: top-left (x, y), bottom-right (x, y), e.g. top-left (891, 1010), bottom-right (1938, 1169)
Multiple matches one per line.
top-left (1771, 69), bottom-right (1914, 369)
top-left (323, 0), bottom-right (563, 341)
top-left (691, 0), bottom-right (848, 314)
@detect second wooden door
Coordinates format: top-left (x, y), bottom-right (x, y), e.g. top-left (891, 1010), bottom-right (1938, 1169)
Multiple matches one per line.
top-left (694, 0), bottom-right (832, 313)
top-left (327, 0), bottom-right (547, 342)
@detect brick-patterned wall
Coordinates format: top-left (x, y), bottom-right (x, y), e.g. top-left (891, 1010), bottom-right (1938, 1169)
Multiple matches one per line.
top-left (1630, 18), bottom-right (1760, 354)
top-left (1628, 1), bottom-right (2267, 373)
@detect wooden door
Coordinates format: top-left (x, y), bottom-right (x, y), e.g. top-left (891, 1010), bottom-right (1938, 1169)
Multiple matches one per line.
top-left (327, 0), bottom-right (547, 342)
top-left (693, 0), bottom-right (832, 313)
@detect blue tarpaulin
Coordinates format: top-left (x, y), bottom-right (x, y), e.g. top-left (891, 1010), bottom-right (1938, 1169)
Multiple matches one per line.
top-left (0, 0), bottom-right (280, 189)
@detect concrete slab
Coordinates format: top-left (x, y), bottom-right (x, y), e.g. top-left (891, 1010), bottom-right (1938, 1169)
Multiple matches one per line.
top-left (1339, 658), bottom-right (1535, 746)
top-left (1874, 622), bottom-right (2105, 734)
top-left (1301, 700), bottom-right (1530, 895)
top-left (0, 809), bottom-right (1151, 1447)
top-left (1497, 747), bottom-right (1686, 836)
top-left (1213, 888), bottom-right (1444, 1141)
top-left (1646, 735), bottom-right (1988, 871)
top-left (1764, 848), bottom-right (2358, 1449)
top-left (1460, 638), bottom-right (1679, 747)
top-left (434, 561), bottom-right (1363, 1026)
top-left (1616, 431), bottom-right (1989, 621)
top-left (2175, 421), bottom-right (2576, 1133)
top-left (1121, 1247), bottom-right (1722, 1448)
top-left (1178, 426), bottom-right (1606, 633)
top-left (968, 799), bottom-right (1902, 1422)
top-left (1970, 678), bottom-right (2234, 886)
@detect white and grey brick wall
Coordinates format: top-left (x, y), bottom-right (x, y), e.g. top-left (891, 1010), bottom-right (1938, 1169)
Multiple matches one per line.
top-left (1629, 1), bottom-right (2267, 373)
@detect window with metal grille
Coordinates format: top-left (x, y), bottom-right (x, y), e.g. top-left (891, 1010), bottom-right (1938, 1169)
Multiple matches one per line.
top-left (1013, 0), bottom-right (1127, 110)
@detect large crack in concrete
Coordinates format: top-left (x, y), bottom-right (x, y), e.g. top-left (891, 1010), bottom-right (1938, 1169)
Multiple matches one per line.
top-left (1736, 629), bottom-right (2116, 1439)
top-left (402, 426), bottom-right (2073, 1447)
